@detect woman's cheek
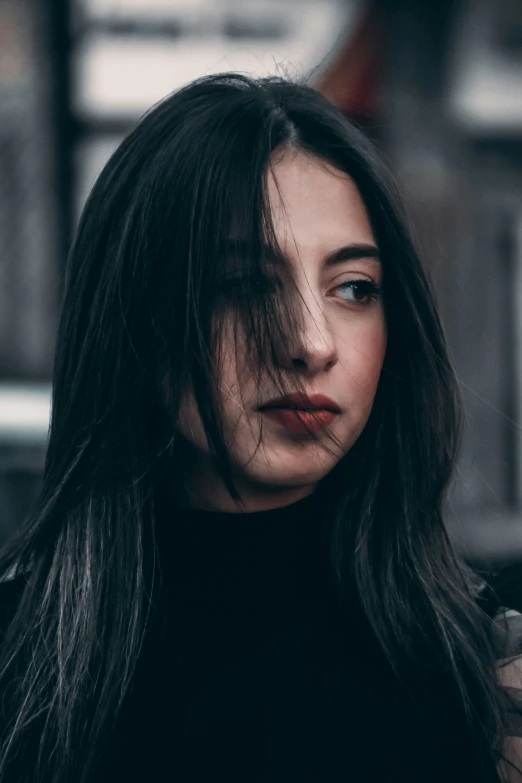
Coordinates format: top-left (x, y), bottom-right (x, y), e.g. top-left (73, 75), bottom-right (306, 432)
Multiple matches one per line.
top-left (340, 319), bottom-right (386, 385)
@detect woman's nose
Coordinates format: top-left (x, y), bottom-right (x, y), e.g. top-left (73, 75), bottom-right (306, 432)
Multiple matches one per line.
top-left (275, 292), bottom-right (338, 376)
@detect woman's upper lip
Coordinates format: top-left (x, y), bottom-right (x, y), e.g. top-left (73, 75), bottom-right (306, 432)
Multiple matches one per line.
top-left (258, 393), bottom-right (341, 413)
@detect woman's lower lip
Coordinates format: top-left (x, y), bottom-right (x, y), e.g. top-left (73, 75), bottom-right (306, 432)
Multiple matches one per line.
top-left (260, 408), bottom-right (337, 434)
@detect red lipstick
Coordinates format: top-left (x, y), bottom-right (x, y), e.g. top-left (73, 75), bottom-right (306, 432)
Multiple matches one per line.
top-left (258, 393), bottom-right (341, 434)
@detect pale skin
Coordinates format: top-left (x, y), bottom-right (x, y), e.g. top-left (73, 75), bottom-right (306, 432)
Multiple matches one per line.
top-left (175, 150), bottom-right (387, 513)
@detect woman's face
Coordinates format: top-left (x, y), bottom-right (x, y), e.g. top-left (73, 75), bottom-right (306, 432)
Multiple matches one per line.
top-left (176, 151), bottom-right (387, 511)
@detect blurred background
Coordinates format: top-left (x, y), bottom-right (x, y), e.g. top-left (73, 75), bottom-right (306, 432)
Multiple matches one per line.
top-left (0, 0), bottom-right (521, 603)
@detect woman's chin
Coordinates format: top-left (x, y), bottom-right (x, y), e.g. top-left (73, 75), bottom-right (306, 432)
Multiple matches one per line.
top-left (240, 455), bottom-right (337, 490)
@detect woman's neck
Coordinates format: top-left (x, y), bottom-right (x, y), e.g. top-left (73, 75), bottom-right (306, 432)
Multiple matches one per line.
top-left (173, 448), bottom-right (317, 513)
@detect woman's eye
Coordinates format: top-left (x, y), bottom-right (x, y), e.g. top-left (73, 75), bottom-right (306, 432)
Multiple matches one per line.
top-left (334, 279), bottom-right (382, 306)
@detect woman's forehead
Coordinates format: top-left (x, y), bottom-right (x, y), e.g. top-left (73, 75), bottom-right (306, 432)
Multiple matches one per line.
top-left (218, 153), bottom-right (378, 274)
top-left (265, 154), bottom-right (375, 252)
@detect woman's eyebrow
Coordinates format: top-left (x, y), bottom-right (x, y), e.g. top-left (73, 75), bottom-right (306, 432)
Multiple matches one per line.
top-left (322, 243), bottom-right (381, 267)
top-left (220, 239), bottom-right (381, 267)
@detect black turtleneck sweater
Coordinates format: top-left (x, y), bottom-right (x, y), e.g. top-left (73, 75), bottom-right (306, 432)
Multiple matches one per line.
top-left (1, 486), bottom-right (511, 781)
top-left (97, 485), bottom-right (460, 782)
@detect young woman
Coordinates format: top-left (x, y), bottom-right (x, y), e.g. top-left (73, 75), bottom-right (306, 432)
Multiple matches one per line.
top-left (0, 72), bottom-right (521, 782)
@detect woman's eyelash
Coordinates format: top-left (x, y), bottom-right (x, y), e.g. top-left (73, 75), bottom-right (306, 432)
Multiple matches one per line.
top-left (334, 279), bottom-right (382, 305)
top-left (218, 275), bottom-right (383, 306)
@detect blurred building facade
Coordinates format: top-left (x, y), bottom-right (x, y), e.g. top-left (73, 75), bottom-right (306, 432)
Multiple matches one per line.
top-left (0, 0), bottom-right (522, 574)
top-left (0, 0), bottom-right (62, 380)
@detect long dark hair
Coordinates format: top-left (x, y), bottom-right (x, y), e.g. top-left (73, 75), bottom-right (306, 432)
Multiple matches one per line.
top-left (0, 73), bottom-right (518, 781)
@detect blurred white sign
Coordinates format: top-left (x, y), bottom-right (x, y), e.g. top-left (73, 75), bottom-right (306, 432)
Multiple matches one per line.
top-left (74, 0), bottom-right (352, 119)
top-left (0, 385), bottom-right (51, 445)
